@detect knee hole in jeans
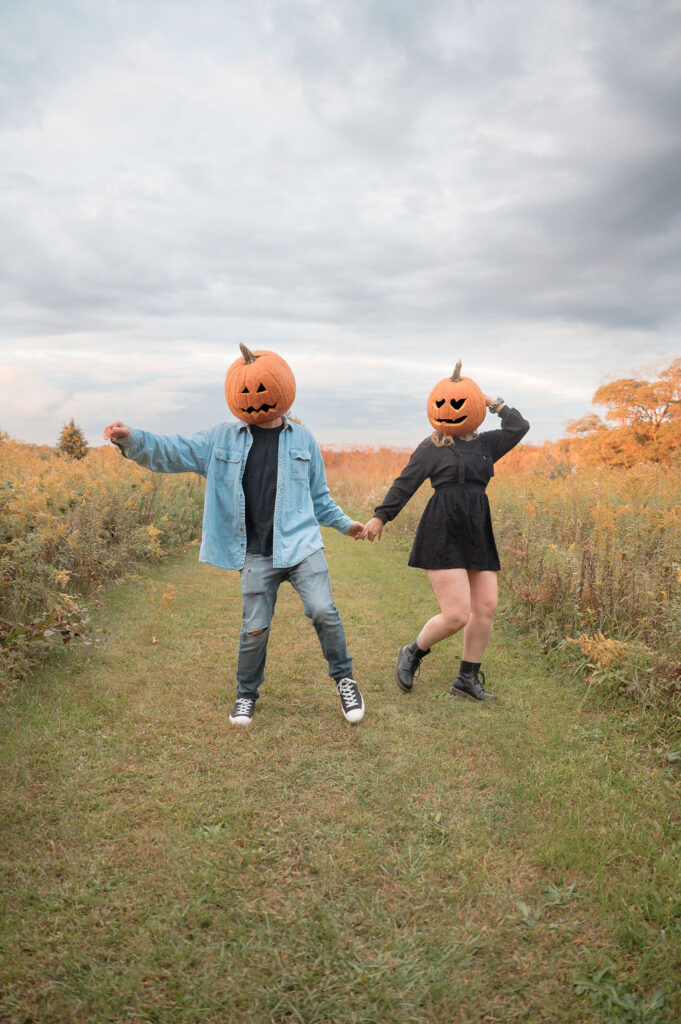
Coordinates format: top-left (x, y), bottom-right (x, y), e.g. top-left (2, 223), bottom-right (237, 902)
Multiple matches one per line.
top-left (248, 628), bottom-right (268, 636)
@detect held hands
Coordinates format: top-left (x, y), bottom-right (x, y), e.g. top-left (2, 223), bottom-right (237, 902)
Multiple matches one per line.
top-left (347, 517), bottom-right (384, 541)
top-left (103, 421), bottom-right (131, 443)
top-left (361, 516), bottom-right (384, 542)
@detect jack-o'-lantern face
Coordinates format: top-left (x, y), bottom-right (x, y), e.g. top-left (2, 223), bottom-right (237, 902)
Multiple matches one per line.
top-left (225, 344), bottom-right (296, 425)
top-left (427, 360), bottom-right (486, 437)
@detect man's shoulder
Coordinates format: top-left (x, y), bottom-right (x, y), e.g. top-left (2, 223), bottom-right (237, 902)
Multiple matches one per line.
top-left (287, 421), bottom-right (317, 446)
top-left (211, 421), bottom-right (248, 443)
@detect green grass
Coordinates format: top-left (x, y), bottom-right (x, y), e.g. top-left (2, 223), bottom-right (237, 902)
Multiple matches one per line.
top-left (1, 530), bottom-right (680, 1023)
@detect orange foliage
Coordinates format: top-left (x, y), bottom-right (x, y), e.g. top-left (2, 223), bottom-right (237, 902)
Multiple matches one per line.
top-left (564, 357), bottom-right (681, 467)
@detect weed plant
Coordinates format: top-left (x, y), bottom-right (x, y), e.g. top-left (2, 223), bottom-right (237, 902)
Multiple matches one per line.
top-left (0, 441), bottom-right (203, 684)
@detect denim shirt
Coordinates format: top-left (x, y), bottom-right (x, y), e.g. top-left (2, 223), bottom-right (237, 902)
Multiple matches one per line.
top-left (117, 419), bottom-right (353, 570)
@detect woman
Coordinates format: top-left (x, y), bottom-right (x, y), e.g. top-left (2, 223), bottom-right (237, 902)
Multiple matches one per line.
top-left (362, 362), bottom-right (529, 701)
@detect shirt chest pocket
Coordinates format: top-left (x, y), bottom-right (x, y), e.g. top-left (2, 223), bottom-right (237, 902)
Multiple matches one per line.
top-left (289, 448), bottom-right (311, 481)
top-left (214, 447), bottom-right (242, 480)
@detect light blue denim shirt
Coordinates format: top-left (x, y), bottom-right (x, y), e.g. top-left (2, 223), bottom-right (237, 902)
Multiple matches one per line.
top-left (117, 418), bottom-right (353, 570)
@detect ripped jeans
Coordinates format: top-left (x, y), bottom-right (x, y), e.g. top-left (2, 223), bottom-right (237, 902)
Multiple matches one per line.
top-left (236, 548), bottom-right (353, 700)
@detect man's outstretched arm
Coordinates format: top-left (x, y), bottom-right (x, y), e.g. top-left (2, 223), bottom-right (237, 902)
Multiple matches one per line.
top-left (103, 421), bottom-right (213, 477)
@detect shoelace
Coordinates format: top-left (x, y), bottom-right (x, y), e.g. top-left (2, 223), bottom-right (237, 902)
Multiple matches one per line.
top-left (234, 698), bottom-right (254, 715)
top-left (471, 670), bottom-right (486, 694)
top-left (407, 647), bottom-right (424, 678)
top-left (337, 679), bottom-right (359, 707)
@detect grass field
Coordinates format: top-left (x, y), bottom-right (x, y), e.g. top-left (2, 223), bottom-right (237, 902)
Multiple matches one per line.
top-left (1, 529), bottom-right (680, 1023)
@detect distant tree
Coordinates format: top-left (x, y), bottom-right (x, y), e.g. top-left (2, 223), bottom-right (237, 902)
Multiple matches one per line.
top-left (565, 358), bottom-right (681, 466)
top-left (57, 419), bottom-right (88, 460)
top-left (0, 428), bottom-right (9, 444)
top-left (565, 413), bottom-right (607, 438)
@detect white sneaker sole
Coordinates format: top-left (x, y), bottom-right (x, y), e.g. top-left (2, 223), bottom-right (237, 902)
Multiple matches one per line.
top-left (228, 715), bottom-right (253, 726)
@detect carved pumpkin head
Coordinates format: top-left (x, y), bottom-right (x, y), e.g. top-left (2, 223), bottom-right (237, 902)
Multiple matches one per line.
top-left (225, 344), bottom-right (296, 425)
top-left (427, 360), bottom-right (486, 437)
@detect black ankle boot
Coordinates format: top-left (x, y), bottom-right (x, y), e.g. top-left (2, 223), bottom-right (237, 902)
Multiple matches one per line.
top-left (451, 661), bottom-right (496, 702)
top-left (395, 641), bottom-right (429, 692)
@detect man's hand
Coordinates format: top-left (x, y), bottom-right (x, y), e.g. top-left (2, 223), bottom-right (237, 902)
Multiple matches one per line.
top-left (103, 421), bottom-right (131, 443)
top-left (346, 521), bottom-right (365, 540)
top-left (361, 517), bottom-right (384, 542)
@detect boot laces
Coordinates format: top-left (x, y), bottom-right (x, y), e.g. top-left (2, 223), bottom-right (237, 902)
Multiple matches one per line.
top-left (407, 646), bottom-right (424, 676)
top-left (471, 669), bottom-right (486, 695)
top-left (337, 678), bottom-right (360, 708)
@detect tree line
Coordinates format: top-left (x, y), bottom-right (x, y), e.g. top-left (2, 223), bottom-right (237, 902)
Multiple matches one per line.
top-left (2, 357), bottom-right (680, 467)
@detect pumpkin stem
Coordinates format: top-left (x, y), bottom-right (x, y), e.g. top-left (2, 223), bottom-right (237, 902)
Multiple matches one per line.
top-left (451, 359), bottom-right (462, 382)
top-left (240, 343), bottom-right (258, 363)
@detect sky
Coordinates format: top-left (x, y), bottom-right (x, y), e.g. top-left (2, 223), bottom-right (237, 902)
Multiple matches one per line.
top-left (1, 0), bottom-right (680, 449)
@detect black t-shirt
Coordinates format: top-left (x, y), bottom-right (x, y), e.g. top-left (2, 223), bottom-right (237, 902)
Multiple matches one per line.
top-left (243, 423), bottom-right (284, 555)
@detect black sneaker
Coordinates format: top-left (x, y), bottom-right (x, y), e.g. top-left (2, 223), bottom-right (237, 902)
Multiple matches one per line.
top-left (450, 668), bottom-right (496, 702)
top-left (228, 697), bottom-right (256, 726)
top-left (336, 678), bottom-right (365, 723)
top-left (395, 642), bottom-right (429, 692)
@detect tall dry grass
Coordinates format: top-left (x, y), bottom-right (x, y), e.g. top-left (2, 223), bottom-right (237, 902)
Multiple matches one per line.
top-left (0, 441), bottom-right (203, 684)
top-left (492, 459), bottom-right (681, 716)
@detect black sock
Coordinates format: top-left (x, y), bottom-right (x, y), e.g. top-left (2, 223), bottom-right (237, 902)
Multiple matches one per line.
top-left (460, 659), bottom-right (480, 675)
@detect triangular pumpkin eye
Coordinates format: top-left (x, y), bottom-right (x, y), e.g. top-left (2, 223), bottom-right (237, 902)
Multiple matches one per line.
top-left (257, 383), bottom-right (267, 393)
top-left (450, 398), bottom-right (466, 410)
top-left (435, 399), bottom-right (445, 408)
top-left (241, 386), bottom-right (249, 394)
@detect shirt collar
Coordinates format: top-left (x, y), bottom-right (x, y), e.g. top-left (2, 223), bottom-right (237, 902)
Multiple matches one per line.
top-left (236, 416), bottom-right (293, 433)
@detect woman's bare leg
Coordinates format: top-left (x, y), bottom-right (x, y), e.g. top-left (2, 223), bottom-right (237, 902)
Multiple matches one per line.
top-left (417, 568), bottom-right (471, 650)
top-left (461, 570), bottom-right (498, 662)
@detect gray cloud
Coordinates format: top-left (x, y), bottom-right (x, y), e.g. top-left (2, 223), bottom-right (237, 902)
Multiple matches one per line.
top-left (1, 0), bottom-right (679, 446)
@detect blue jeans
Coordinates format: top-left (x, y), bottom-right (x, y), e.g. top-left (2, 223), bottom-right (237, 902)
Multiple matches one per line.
top-left (236, 548), bottom-right (353, 700)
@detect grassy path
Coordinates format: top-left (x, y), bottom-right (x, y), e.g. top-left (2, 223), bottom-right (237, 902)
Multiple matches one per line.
top-left (1, 530), bottom-right (680, 1023)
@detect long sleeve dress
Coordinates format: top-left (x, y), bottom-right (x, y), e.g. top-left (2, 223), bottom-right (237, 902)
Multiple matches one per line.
top-left (373, 406), bottom-right (530, 571)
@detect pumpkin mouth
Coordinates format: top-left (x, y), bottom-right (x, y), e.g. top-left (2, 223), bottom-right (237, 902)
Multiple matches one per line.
top-left (435, 415), bottom-right (468, 425)
top-left (242, 402), bottom-right (278, 414)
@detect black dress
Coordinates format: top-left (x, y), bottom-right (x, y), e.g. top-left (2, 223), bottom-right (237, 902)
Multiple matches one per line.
top-left (374, 406), bottom-right (530, 571)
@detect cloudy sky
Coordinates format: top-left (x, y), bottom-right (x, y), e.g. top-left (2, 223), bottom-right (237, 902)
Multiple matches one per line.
top-left (1, 0), bottom-right (680, 448)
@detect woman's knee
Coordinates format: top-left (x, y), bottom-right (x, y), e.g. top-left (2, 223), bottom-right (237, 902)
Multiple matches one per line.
top-left (472, 595), bottom-right (498, 621)
top-left (441, 608), bottom-right (470, 635)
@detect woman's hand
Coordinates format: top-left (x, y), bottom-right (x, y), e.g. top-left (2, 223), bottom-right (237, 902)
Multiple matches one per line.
top-left (103, 421), bottom-right (131, 442)
top-left (361, 517), bottom-right (384, 542)
top-left (346, 521), bottom-right (365, 540)
top-left (484, 395), bottom-right (505, 413)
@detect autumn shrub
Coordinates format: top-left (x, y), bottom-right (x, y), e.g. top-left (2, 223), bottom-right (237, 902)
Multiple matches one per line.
top-left (1, 441), bottom-right (203, 685)
top-left (491, 461), bottom-right (681, 717)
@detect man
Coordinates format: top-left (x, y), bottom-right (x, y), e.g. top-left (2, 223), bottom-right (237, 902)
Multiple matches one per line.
top-left (103, 344), bottom-right (365, 727)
